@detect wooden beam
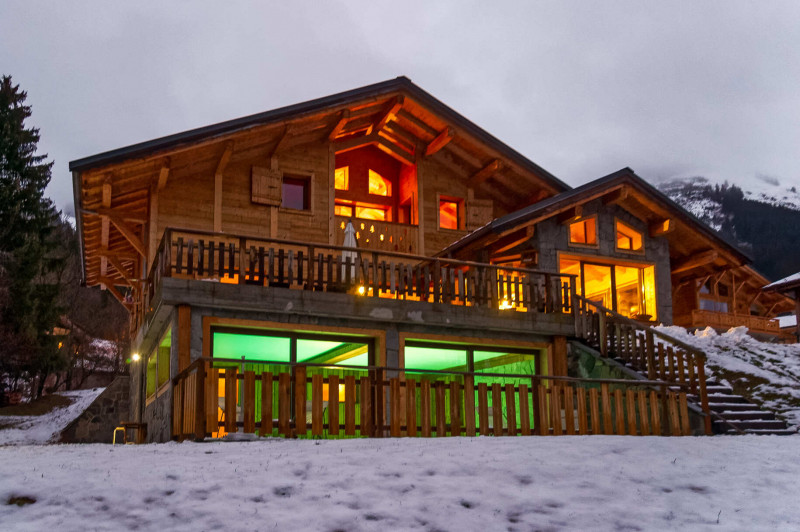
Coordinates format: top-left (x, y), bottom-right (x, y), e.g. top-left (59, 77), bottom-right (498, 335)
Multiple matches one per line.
top-left (649, 218), bottom-right (674, 237)
top-left (375, 136), bottom-right (415, 165)
top-left (671, 250), bottom-right (718, 275)
top-left (86, 207), bottom-right (146, 225)
top-left (214, 141), bottom-right (234, 232)
top-left (98, 247), bottom-right (139, 261)
top-left (467, 159), bottom-right (502, 188)
top-left (491, 226), bottom-right (535, 255)
top-left (602, 186), bottom-right (629, 206)
top-left (106, 214), bottom-right (147, 257)
top-left (100, 177), bottom-right (112, 281)
top-left (556, 205), bottom-right (583, 225)
top-left (425, 127), bottom-right (454, 157)
top-left (267, 126), bottom-right (289, 158)
top-left (328, 109), bottom-right (350, 141)
top-left (333, 133), bottom-right (377, 153)
top-left (374, 96), bottom-right (404, 133)
top-left (157, 159), bottom-right (170, 191)
top-left (98, 276), bottom-right (127, 306)
top-left (106, 255), bottom-right (134, 286)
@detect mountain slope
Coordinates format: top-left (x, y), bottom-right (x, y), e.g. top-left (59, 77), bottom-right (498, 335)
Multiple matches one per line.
top-left (659, 177), bottom-right (800, 281)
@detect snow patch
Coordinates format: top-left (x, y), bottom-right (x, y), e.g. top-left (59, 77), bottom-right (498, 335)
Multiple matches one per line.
top-left (0, 388), bottom-right (105, 446)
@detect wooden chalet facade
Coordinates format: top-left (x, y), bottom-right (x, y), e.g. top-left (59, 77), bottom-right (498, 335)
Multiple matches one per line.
top-left (70, 78), bottom-right (792, 442)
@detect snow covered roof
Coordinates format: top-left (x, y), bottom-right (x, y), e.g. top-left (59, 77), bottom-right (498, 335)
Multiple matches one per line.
top-left (764, 271), bottom-right (800, 292)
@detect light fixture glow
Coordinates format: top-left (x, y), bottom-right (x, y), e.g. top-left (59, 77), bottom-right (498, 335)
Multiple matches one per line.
top-left (131, 353), bottom-right (141, 362)
top-left (357, 286), bottom-right (366, 295)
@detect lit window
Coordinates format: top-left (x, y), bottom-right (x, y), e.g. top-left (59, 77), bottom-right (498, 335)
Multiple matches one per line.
top-left (368, 169), bottom-right (392, 197)
top-left (439, 199), bottom-right (460, 230)
top-left (356, 205), bottom-right (389, 221)
top-left (616, 220), bottom-right (643, 251)
top-left (334, 204), bottom-right (353, 217)
top-left (282, 175), bottom-right (310, 210)
top-left (334, 166), bottom-right (349, 191)
top-left (146, 328), bottom-right (171, 398)
top-left (569, 217), bottom-right (597, 245)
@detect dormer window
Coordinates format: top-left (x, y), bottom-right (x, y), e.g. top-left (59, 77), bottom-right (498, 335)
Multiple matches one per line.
top-left (368, 169), bottom-right (391, 197)
top-left (569, 216), bottom-right (597, 245)
top-left (616, 220), bottom-right (643, 251)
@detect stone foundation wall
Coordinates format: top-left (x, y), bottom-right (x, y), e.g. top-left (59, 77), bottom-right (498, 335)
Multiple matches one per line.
top-left (60, 376), bottom-right (130, 443)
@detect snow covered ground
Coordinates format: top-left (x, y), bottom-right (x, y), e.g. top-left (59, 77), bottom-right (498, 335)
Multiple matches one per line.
top-left (0, 389), bottom-right (105, 446)
top-left (0, 437), bottom-right (798, 531)
top-left (655, 326), bottom-right (800, 428)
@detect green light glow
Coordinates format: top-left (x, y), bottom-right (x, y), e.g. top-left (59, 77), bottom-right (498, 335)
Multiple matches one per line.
top-left (404, 346), bottom-right (468, 371)
top-left (212, 332), bottom-right (290, 362)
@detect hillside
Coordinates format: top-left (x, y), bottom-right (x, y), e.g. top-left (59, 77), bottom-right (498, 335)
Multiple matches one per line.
top-left (659, 177), bottom-right (800, 281)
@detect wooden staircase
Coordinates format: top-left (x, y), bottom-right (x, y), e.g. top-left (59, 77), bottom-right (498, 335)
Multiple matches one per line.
top-left (573, 294), bottom-right (797, 436)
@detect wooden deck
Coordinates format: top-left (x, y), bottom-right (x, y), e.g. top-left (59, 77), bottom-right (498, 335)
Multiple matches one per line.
top-left (676, 309), bottom-right (781, 335)
top-left (172, 358), bottom-right (694, 441)
top-left (138, 227), bottom-right (578, 334)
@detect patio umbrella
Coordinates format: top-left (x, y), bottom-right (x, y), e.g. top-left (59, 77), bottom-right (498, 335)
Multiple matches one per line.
top-left (341, 220), bottom-right (358, 284)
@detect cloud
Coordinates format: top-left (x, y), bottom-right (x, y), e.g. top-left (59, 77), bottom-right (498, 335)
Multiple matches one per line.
top-left (2, 1), bottom-right (800, 210)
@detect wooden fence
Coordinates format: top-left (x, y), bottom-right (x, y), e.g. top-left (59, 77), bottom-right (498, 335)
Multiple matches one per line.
top-left (573, 294), bottom-right (712, 435)
top-left (144, 228), bottom-right (577, 322)
top-left (172, 358), bottom-right (694, 441)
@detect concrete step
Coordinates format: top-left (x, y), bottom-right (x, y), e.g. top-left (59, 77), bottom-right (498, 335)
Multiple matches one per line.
top-left (714, 411), bottom-right (777, 421)
top-left (709, 402), bottom-right (763, 412)
top-left (713, 419), bottom-right (788, 431)
top-left (707, 394), bottom-right (750, 404)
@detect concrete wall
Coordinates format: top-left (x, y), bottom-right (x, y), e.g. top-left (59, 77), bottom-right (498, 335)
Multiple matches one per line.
top-left (60, 376), bottom-right (129, 443)
top-left (535, 199), bottom-right (673, 324)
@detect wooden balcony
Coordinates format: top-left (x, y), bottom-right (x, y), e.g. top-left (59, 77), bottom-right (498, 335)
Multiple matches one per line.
top-left (333, 216), bottom-right (418, 254)
top-left (681, 309), bottom-right (781, 335)
top-left (141, 227), bottom-right (579, 336)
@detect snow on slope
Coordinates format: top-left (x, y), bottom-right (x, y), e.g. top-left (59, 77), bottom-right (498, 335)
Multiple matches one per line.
top-left (0, 438), bottom-right (798, 532)
top-left (655, 326), bottom-right (800, 427)
top-left (0, 388), bottom-right (105, 446)
top-left (660, 175), bottom-right (800, 212)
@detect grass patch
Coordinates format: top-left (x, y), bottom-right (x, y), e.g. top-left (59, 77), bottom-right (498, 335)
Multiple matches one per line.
top-left (0, 394), bottom-right (72, 416)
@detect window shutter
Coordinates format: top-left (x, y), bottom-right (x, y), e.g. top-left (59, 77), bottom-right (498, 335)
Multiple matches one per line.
top-left (251, 166), bottom-right (282, 206)
top-left (466, 199), bottom-right (493, 230)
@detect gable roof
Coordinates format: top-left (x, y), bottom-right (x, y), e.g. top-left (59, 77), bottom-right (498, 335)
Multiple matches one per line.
top-left (438, 167), bottom-right (752, 269)
top-left (69, 76), bottom-right (569, 193)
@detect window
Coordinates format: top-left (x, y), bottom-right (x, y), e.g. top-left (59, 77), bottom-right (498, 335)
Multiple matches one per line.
top-left (282, 175), bottom-right (310, 210)
top-left (334, 166), bottom-right (349, 191)
top-left (559, 256), bottom-right (657, 320)
top-left (569, 217), bottom-right (597, 245)
top-left (439, 198), bottom-right (462, 230)
top-left (698, 280), bottom-right (731, 314)
top-left (616, 220), bottom-right (643, 251)
top-left (336, 200), bottom-right (390, 221)
top-left (146, 327), bottom-right (171, 399)
top-left (334, 204), bottom-right (352, 217)
top-left (368, 169), bottom-right (391, 197)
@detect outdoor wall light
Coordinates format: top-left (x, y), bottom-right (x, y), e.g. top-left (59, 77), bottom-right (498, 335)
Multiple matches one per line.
top-left (131, 353), bottom-right (141, 362)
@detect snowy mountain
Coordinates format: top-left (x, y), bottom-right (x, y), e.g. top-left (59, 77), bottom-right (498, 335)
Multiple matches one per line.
top-left (658, 176), bottom-right (800, 281)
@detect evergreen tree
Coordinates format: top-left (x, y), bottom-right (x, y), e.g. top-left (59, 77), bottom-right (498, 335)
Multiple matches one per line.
top-left (0, 75), bottom-right (66, 400)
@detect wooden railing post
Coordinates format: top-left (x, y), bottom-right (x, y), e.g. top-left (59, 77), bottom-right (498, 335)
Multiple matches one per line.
top-left (238, 237), bottom-right (246, 284)
top-left (598, 312), bottom-right (608, 356)
top-left (432, 259), bottom-right (441, 303)
top-left (570, 281), bottom-right (580, 336)
top-left (194, 361), bottom-right (206, 441)
top-left (293, 365), bottom-right (307, 436)
top-left (645, 330), bottom-right (656, 380)
top-left (307, 245), bottom-right (315, 291)
top-left (696, 361), bottom-right (712, 435)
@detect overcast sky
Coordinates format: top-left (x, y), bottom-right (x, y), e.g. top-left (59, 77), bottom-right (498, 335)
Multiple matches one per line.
top-left (2, 1), bottom-right (800, 215)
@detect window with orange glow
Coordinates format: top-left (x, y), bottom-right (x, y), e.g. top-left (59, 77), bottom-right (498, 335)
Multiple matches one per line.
top-left (334, 204), bottom-right (353, 217)
top-left (439, 199), bottom-right (460, 230)
top-left (356, 205), bottom-right (389, 221)
top-left (368, 169), bottom-right (392, 197)
top-left (334, 166), bottom-right (349, 191)
top-left (616, 220), bottom-right (643, 251)
top-left (569, 217), bottom-right (597, 245)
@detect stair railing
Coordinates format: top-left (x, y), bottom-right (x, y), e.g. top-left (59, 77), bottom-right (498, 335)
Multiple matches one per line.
top-left (572, 292), bottom-right (712, 435)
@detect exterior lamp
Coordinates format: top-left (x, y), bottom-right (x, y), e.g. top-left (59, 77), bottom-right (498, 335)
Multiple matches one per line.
top-left (357, 285), bottom-right (366, 295)
top-left (131, 353), bottom-right (141, 362)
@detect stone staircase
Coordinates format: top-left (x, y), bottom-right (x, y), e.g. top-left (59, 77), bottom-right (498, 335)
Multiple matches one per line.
top-left (606, 352), bottom-right (797, 436)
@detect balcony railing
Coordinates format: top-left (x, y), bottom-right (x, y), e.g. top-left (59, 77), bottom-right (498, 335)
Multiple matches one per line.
top-left (333, 216), bottom-right (418, 254)
top-left (684, 309), bottom-right (781, 334)
top-left (172, 357), bottom-right (696, 441)
top-left (143, 228), bottom-right (578, 329)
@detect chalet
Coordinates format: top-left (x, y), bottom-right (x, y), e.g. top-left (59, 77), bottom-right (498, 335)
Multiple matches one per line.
top-left (69, 77), bottom-right (796, 442)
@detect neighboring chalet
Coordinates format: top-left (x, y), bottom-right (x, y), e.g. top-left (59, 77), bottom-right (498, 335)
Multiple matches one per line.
top-left (764, 272), bottom-right (800, 342)
top-left (69, 77), bottom-right (796, 442)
